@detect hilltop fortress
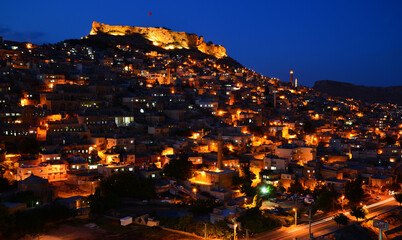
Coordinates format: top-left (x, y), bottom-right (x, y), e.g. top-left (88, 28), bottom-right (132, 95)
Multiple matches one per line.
top-left (89, 21), bottom-right (227, 58)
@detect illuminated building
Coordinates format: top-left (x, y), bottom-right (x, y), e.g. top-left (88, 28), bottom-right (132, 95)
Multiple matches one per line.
top-left (16, 161), bottom-right (68, 182)
top-left (369, 175), bottom-right (394, 189)
top-left (97, 163), bottom-right (135, 177)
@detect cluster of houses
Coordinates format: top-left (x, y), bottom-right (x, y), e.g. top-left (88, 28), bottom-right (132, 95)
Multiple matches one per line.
top-left (0, 33), bottom-right (400, 215)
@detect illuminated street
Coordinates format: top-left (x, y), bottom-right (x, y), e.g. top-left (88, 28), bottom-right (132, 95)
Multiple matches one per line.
top-left (254, 197), bottom-right (398, 240)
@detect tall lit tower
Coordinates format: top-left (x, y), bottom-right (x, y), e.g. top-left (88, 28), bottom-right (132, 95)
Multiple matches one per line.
top-left (295, 78), bottom-right (298, 88)
top-left (290, 69), bottom-right (294, 86)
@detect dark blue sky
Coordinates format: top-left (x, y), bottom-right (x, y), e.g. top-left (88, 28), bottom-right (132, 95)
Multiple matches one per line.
top-left (1, 0), bottom-right (401, 87)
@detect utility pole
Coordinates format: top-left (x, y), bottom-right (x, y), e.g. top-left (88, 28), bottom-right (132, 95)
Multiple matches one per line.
top-left (204, 222), bottom-right (207, 240)
top-left (246, 229), bottom-right (249, 240)
top-left (341, 195), bottom-right (345, 211)
top-left (309, 207), bottom-right (313, 239)
top-left (234, 222), bottom-right (237, 240)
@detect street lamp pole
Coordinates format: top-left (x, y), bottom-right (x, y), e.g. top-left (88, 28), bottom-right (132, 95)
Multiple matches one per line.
top-left (341, 195), bottom-right (345, 211)
top-left (204, 222), bottom-right (207, 240)
top-left (309, 207), bottom-right (313, 239)
top-left (234, 223), bottom-right (237, 240)
top-left (293, 208), bottom-right (297, 226)
top-left (193, 188), bottom-right (197, 199)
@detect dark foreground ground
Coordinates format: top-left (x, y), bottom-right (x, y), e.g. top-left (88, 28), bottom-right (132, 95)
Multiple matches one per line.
top-left (17, 218), bottom-right (199, 240)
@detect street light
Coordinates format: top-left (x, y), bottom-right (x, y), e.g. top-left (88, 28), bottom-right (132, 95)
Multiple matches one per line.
top-left (260, 185), bottom-right (270, 195)
top-left (234, 223), bottom-right (238, 240)
top-left (341, 195), bottom-right (345, 211)
top-left (293, 208), bottom-right (297, 226)
top-left (204, 222), bottom-right (207, 240)
top-left (193, 188), bottom-right (197, 199)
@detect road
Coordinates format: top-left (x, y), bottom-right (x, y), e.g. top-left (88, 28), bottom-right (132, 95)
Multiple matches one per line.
top-left (253, 196), bottom-right (398, 240)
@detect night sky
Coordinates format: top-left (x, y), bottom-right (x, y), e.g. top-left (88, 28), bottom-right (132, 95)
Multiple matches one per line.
top-left (1, 0), bottom-right (401, 87)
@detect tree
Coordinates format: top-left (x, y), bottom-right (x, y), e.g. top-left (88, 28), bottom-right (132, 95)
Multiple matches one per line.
top-left (336, 196), bottom-right (349, 209)
top-left (345, 176), bottom-right (364, 204)
top-left (394, 193), bottom-right (402, 206)
top-left (0, 177), bottom-right (16, 193)
top-left (278, 185), bottom-right (286, 193)
top-left (288, 177), bottom-right (305, 195)
top-left (99, 172), bottom-right (156, 200)
top-left (188, 199), bottom-right (222, 216)
top-left (316, 191), bottom-right (337, 212)
top-left (176, 215), bottom-right (196, 232)
top-left (385, 183), bottom-right (401, 192)
top-left (397, 173), bottom-right (402, 184)
top-left (233, 163), bottom-right (256, 197)
top-left (213, 220), bottom-right (233, 239)
top-left (350, 206), bottom-right (367, 221)
top-left (89, 172), bottom-right (156, 213)
top-left (9, 191), bottom-right (40, 207)
top-left (163, 155), bottom-right (193, 180)
top-left (333, 213), bottom-right (349, 228)
top-left (238, 207), bottom-right (281, 234)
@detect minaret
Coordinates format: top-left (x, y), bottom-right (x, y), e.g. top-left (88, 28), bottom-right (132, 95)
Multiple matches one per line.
top-left (290, 69), bottom-right (294, 86)
top-left (295, 78), bottom-right (298, 88)
top-left (217, 132), bottom-right (223, 169)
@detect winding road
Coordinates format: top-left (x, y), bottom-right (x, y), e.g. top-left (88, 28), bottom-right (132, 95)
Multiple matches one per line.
top-left (253, 196), bottom-right (398, 240)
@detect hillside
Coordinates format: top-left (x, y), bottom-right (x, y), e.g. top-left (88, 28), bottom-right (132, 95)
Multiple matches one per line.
top-left (314, 80), bottom-right (402, 105)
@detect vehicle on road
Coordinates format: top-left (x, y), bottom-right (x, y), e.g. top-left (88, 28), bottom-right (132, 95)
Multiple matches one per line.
top-left (375, 196), bottom-right (381, 201)
top-left (304, 197), bottom-right (314, 204)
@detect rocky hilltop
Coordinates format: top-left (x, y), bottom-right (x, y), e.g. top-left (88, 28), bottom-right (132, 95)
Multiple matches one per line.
top-left (89, 21), bottom-right (227, 58)
top-left (314, 80), bottom-right (402, 105)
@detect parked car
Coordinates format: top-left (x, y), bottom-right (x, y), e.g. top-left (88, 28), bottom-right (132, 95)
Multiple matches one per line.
top-left (304, 198), bottom-right (314, 204)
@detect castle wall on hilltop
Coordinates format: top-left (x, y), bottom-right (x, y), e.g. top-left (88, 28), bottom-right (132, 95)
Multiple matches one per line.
top-left (89, 21), bottom-right (227, 58)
